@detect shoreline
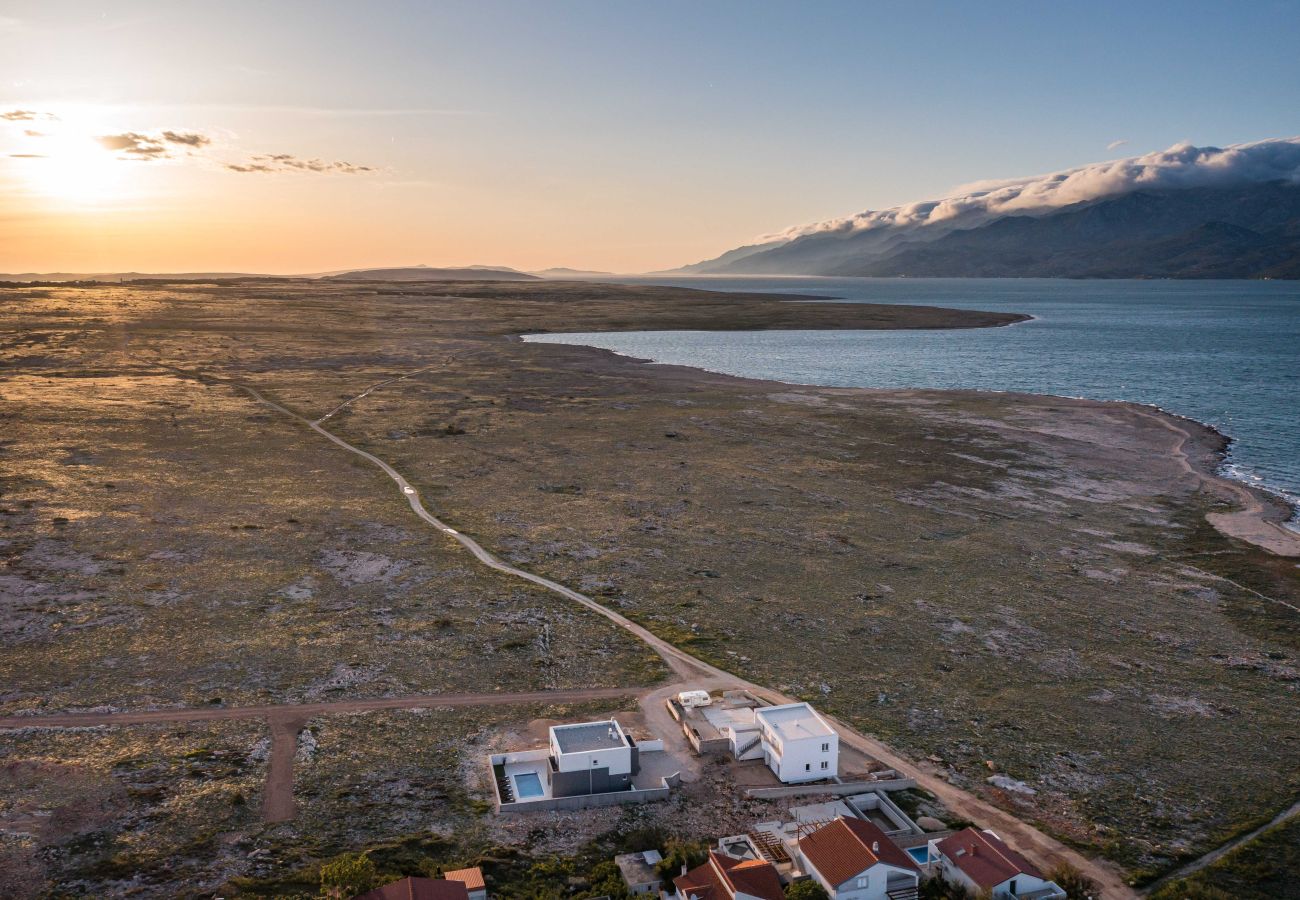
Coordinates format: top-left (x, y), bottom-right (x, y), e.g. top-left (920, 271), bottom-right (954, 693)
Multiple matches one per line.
top-left (521, 331), bottom-right (1300, 557)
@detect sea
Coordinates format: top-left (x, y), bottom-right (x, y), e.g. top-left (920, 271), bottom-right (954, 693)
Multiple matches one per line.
top-left (524, 277), bottom-right (1300, 528)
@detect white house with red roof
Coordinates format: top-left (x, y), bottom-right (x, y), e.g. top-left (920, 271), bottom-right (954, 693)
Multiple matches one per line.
top-left (673, 850), bottom-right (785, 900)
top-left (932, 828), bottom-right (1066, 900)
top-left (796, 816), bottom-right (921, 900)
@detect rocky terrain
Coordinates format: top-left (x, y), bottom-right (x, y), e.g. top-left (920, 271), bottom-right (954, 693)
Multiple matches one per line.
top-left (2, 280), bottom-right (1296, 895)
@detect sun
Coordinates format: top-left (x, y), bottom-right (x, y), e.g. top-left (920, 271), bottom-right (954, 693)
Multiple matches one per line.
top-left (12, 115), bottom-right (134, 205)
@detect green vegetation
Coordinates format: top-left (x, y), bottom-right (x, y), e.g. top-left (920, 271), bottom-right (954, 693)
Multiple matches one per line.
top-left (1048, 864), bottom-right (1099, 900)
top-left (785, 879), bottom-right (830, 900)
top-left (319, 852), bottom-right (378, 897)
top-left (1149, 815), bottom-right (1300, 900)
top-left (652, 837), bottom-right (710, 881)
top-left (919, 878), bottom-right (973, 900)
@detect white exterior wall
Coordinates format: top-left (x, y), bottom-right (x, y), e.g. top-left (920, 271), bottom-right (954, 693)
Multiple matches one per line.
top-left (762, 729), bottom-right (838, 783)
top-left (548, 722), bottom-right (634, 775)
top-left (549, 739), bottom-right (633, 775)
top-left (991, 875), bottom-right (1066, 899)
top-left (938, 856), bottom-right (979, 896)
top-left (802, 858), bottom-right (914, 900)
top-left (938, 857), bottom-right (1062, 900)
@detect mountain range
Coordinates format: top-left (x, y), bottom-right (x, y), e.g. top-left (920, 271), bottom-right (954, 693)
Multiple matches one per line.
top-left (676, 139), bottom-right (1300, 279)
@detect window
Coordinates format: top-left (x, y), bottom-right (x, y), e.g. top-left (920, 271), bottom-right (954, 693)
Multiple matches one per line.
top-left (820, 761), bottom-right (829, 769)
top-left (821, 743), bottom-right (829, 753)
top-left (856, 877), bottom-right (868, 889)
top-left (805, 763), bottom-right (811, 771)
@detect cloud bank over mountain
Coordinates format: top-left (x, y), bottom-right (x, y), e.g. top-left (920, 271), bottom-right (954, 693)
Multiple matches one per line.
top-left (759, 138), bottom-right (1300, 243)
top-left (676, 138), bottom-right (1300, 280)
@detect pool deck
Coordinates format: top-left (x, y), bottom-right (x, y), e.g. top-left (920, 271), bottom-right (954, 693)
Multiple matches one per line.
top-left (501, 750), bottom-right (554, 800)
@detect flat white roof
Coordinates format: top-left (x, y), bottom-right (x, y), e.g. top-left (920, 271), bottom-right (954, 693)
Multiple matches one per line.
top-left (756, 702), bottom-right (835, 741)
top-left (551, 719), bottom-right (628, 754)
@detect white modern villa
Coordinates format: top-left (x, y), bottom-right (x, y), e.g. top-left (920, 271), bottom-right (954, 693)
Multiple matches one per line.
top-left (670, 693), bottom-right (840, 784)
top-left (490, 718), bottom-right (675, 812)
top-left (754, 702), bottom-right (839, 783)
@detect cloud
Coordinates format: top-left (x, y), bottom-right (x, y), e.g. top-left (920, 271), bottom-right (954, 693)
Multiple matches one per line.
top-left (161, 130), bottom-right (210, 147)
top-left (8, 153), bottom-right (46, 158)
top-left (762, 137), bottom-right (1300, 242)
top-left (224, 153), bottom-right (375, 175)
top-left (1, 109), bottom-right (58, 122)
top-left (23, 129), bottom-right (46, 137)
top-left (98, 131), bottom-right (169, 159)
top-left (1107, 139), bottom-right (1129, 151)
top-left (97, 129), bottom-right (213, 159)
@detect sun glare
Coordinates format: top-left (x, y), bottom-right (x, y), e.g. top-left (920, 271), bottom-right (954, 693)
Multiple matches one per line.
top-left (13, 114), bottom-right (133, 205)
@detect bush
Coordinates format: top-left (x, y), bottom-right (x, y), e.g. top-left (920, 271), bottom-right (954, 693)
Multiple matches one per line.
top-left (920, 877), bottom-right (973, 900)
top-left (1048, 863), bottom-right (1099, 900)
top-left (785, 879), bottom-right (830, 900)
top-left (320, 852), bottom-right (378, 898)
top-left (654, 839), bottom-right (709, 881)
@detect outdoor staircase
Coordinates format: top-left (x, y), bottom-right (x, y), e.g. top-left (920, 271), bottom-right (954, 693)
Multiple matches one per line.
top-left (735, 734), bottom-right (762, 757)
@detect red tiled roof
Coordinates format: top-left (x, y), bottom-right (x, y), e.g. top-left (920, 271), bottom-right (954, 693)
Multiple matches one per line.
top-left (354, 876), bottom-right (471, 900)
top-left (443, 868), bottom-right (485, 891)
top-left (935, 828), bottom-right (1043, 890)
top-left (798, 817), bottom-right (920, 887)
top-left (674, 851), bottom-right (784, 900)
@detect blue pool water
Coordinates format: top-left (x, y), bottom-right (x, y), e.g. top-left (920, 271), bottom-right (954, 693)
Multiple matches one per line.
top-left (525, 277), bottom-right (1300, 526)
top-left (513, 772), bottom-right (545, 799)
top-left (906, 846), bottom-right (930, 865)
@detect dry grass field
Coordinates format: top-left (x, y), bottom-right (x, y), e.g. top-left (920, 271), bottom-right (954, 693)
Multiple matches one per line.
top-left (2, 280), bottom-right (1297, 895)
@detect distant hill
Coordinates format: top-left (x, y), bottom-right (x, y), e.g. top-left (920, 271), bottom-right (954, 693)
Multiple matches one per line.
top-left (675, 138), bottom-right (1300, 279)
top-left (531, 267), bottom-right (616, 278)
top-left (322, 265), bottom-right (539, 282)
top-left (0, 271), bottom-right (263, 283)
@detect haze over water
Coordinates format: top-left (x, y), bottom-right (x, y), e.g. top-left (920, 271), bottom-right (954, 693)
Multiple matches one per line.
top-left (526, 278), bottom-right (1300, 526)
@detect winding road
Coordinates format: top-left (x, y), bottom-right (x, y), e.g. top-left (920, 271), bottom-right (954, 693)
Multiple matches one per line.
top-left (5, 362), bottom-right (1162, 895)
top-left (234, 366), bottom-right (1140, 896)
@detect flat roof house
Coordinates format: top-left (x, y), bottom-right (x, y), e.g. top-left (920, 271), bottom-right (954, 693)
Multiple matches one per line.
top-left (797, 816), bottom-right (921, 900)
top-left (615, 850), bottom-right (664, 895)
top-left (674, 851), bottom-right (785, 900)
top-left (754, 703), bottom-right (839, 783)
top-left (547, 719), bottom-right (638, 797)
top-left (933, 829), bottom-right (1066, 900)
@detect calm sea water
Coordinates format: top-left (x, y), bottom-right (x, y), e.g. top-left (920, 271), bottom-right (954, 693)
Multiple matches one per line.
top-left (525, 277), bottom-right (1300, 526)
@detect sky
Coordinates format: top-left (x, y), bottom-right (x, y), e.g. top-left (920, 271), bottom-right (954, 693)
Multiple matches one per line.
top-left (2, 0), bottom-right (1299, 274)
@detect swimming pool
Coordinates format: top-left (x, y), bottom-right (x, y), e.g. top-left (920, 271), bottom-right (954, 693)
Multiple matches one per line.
top-left (906, 846), bottom-right (930, 865)
top-left (513, 772), bottom-right (545, 799)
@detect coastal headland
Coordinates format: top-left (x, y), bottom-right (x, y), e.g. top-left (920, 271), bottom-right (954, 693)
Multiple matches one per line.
top-left (2, 279), bottom-right (1297, 895)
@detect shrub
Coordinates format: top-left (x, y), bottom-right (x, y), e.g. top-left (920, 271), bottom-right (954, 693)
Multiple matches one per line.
top-left (785, 879), bottom-right (830, 900)
top-left (320, 852), bottom-right (378, 898)
top-left (1049, 863), bottom-right (1099, 900)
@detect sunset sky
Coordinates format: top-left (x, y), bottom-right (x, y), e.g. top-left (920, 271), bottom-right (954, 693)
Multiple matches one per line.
top-left (3, 1), bottom-right (1299, 274)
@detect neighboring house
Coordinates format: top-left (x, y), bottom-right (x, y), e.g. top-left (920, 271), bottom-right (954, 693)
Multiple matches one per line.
top-left (674, 850), bottom-right (785, 900)
top-left (754, 703), bottom-right (838, 783)
top-left (615, 850), bottom-right (664, 895)
top-left (353, 876), bottom-right (470, 900)
top-left (443, 867), bottom-right (487, 900)
top-left (547, 719), bottom-right (639, 797)
top-left (797, 816), bottom-right (921, 900)
top-left (932, 828), bottom-right (1067, 900)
